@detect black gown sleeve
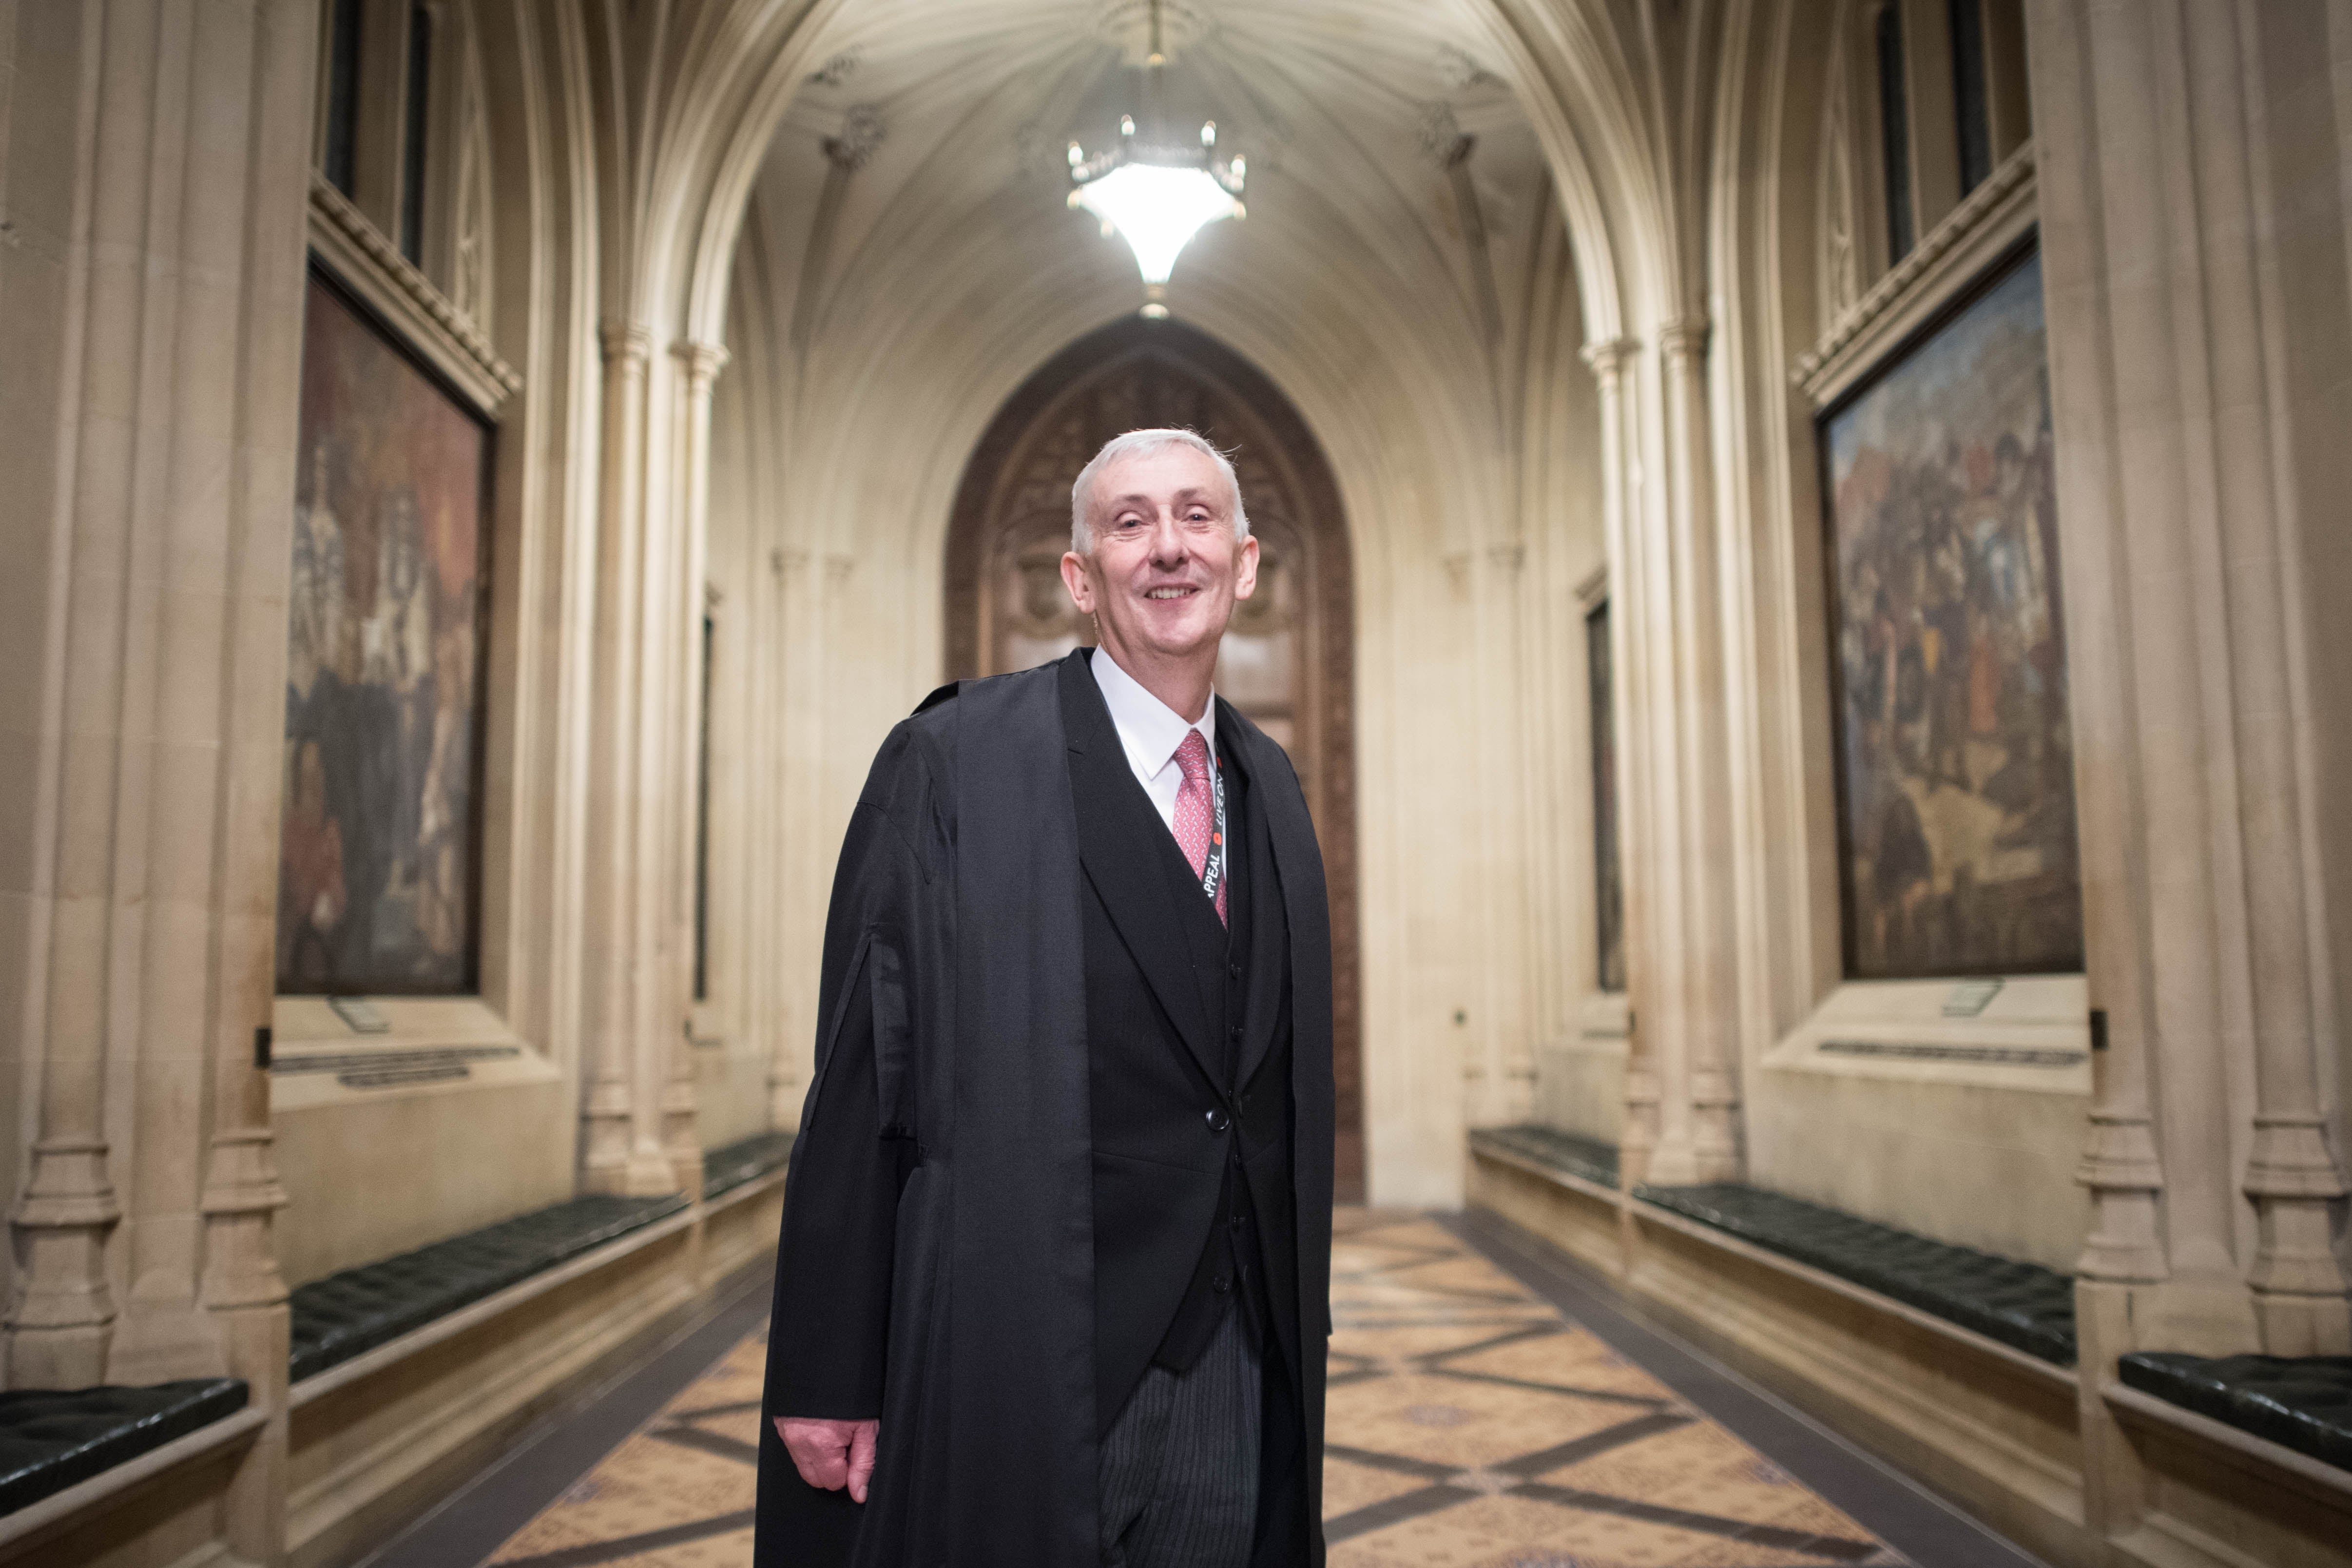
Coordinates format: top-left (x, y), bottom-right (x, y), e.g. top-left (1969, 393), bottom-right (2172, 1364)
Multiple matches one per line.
top-left (767, 802), bottom-right (924, 1421)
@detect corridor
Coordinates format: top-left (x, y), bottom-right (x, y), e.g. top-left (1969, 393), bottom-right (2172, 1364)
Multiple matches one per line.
top-left (11, 4), bottom-right (2352, 1566)
top-left (370, 1215), bottom-right (2035, 1568)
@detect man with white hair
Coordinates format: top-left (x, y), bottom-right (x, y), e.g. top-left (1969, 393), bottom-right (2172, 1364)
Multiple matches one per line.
top-left (754, 428), bottom-right (1334, 1568)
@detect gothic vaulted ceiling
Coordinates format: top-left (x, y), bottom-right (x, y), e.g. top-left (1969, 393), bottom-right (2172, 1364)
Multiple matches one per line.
top-left (733, 0), bottom-right (1561, 396)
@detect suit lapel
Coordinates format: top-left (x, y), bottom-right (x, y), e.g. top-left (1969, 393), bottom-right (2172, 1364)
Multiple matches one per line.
top-left (1058, 654), bottom-right (1223, 1089)
top-left (1224, 701), bottom-right (1290, 1090)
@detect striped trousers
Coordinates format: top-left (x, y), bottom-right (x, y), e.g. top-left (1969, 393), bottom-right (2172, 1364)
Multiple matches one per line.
top-left (1098, 1305), bottom-right (1262, 1568)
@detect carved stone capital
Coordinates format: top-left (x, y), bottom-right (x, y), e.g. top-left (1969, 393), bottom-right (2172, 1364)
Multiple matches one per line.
top-left (599, 319), bottom-right (654, 367)
top-left (2245, 1116), bottom-right (2352, 1350)
top-left (1581, 335), bottom-right (1641, 387)
top-left (580, 1077), bottom-right (636, 1184)
top-left (9, 1135), bottom-right (122, 1230)
top-left (2244, 1114), bottom-right (2351, 1200)
top-left (2250, 1200), bottom-right (2352, 1354)
top-left (198, 1129), bottom-right (289, 1314)
top-left (2075, 1113), bottom-right (2169, 1282)
top-left (823, 105), bottom-right (887, 172)
top-left (1656, 316), bottom-right (1712, 366)
top-left (671, 338), bottom-right (731, 390)
top-left (5, 1136), bottom-right (123, 1385)
top-left (2075, 1110), bottom-right (2166, 1192)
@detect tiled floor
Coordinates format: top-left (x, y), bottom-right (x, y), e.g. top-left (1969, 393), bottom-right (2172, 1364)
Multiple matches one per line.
top-left (1317, 1211), bottom-right (1900, 1566)
top-left (470, 1211), bottom-right (1917, 1568)
top-left (484, 1330), bottom-right (766, 1568)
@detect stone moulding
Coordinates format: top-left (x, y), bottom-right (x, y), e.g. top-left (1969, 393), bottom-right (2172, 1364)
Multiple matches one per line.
top-left (1471, 1142), bottom-right (2352, 1567)
top-left (1466, 1127), bottom-right (2079, 1371)
top-left (2119, 1352), bottom-right (2352, 1473)
top-left (285, 1133), bottom-right (791, 1406)
top-left (287, 1193), bottom-right (692, 1383)
top-left (0, 1405), bottom-right (266, 1556)
top-left (1634, 1183), bottom-right (2078, 1365)
top-left (1815, 1039), bottom-right (2085, 1068)
top-left (270, 1043), bottom-right (523, 1090)
top-left (1470, 1124), bottom-right (1622, 1191)
top-left (306, 174), bottom-right (521, 416)
top-left (1793, 140), bottom-right (2039, 407)
top-left (2101, 1378), bottom-right (2352, 1506)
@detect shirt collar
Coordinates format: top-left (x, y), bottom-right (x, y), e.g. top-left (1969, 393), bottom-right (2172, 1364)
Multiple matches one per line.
top-left (1089, 646), bottom-right (1217, 777)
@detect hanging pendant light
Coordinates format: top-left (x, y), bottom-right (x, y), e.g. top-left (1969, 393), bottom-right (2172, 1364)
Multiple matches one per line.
top-left (1067, 0), bottom-right (1245, 316)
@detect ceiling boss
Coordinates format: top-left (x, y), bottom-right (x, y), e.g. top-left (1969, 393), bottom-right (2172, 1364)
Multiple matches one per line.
top-left (1068, 0), bottom-right (1246, 317)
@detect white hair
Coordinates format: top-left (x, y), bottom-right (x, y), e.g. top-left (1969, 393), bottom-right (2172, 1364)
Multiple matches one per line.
top-left (1069, 428), bottom-right (1251, 555)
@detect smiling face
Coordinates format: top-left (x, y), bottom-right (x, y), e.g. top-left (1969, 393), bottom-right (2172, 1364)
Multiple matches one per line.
top-left (1061, 443), bottom-right (1258, 699)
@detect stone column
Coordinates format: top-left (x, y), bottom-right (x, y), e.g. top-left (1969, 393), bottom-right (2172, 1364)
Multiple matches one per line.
top-left (1656, 318), bottom-right (1741, 1184)
top-left (580, 321), bottom-right (678, 1197)
top-left (3, 0), bottom-right (306, 1422)
top-left (1472, 538), bottom-right (1538, 1125)
top-left (2031, 0), bottom-right (2351, 1360)
top-left (1, 0), bottom-right (138, 1388)
top-left (665, 339), bottom-right (728, 1193)
top-left (1, 0), bottom-right (306, 1550)
top-left (1583, 337), bottom-right (1656, 1185)
top-left (766, 545), bottom-right (817, 1132)
top-left (2184, 0), bottom-right (2352, 1360)
top-left (193, 6), bottom-right (307, 1551)
top-left (1587, 321), bottom-right (1744, 1191)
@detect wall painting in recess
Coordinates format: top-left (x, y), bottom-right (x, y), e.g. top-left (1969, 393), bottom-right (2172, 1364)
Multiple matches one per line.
top-left (279, 269), bottom-right (491, 995)
top-left (1821, 242), bottom-right (2082, 980)
top-left (1587, 599), bottom-right (1626, 994)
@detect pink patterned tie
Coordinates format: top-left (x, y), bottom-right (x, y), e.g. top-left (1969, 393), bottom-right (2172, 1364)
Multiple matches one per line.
top-left (1171, 730), bottom-right (1227, 926)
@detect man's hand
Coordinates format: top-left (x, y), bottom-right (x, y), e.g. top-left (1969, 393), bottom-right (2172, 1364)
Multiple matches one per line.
top-left (776, 1417), bottom-right (879, 1503)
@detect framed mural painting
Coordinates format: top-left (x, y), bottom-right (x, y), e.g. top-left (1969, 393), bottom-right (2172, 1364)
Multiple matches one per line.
top-left (278, 266), bottom-right (492, 995)
top-left (1819, 241), bottom-right (2083, 980)
top-left (1586, 599), bottom-right (1626, 994)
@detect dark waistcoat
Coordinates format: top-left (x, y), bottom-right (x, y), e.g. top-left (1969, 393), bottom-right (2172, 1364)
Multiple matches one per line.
top-left (1062, 664), bottom-right (1299, 1436)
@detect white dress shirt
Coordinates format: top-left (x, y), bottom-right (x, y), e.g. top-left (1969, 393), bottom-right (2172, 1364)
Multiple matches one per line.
top-left (1089, 647), bottom-right (1217, 833)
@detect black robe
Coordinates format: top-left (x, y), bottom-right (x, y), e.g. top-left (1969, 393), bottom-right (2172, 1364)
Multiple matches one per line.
top-left (754, 651), bottom-right (1335, 1568)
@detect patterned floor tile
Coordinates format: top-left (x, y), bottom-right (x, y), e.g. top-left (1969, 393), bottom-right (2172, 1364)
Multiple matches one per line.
top-left (477, 1213), bottom-right (1904, 1567)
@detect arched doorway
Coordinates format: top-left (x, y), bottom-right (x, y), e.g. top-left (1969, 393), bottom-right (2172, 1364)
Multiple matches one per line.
top-left (945, 318), bottom-right (1364, 1201)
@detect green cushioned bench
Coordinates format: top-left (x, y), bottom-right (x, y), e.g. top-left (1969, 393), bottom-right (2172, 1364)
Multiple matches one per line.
top-left (1471, 1124), bottom-right (1621, 1188)
top-left (702, 1130), bottom-right (794, 1200)
top-left (0, 1378), bottom-right (247, 1517)
top-left (288, 1192), bottom-right (689, 1382)
top-left (286, 1132), bottom-right (795, 1384)
top-left (1634, 1183), bottom-right (2077, 1366)
top-left (1470, 1123), bottom-right (2078, 1366)
top-left (2120, 1352), bottom-right (2352, 1471)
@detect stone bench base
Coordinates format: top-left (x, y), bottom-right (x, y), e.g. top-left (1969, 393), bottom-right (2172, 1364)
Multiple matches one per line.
top-left (2121, 1352), bottom-right (2352, 1472)
top-left (1470, 1131), bottom-right (2352, 1568)
top-left (0, 1379), bottom-right (248, 1518)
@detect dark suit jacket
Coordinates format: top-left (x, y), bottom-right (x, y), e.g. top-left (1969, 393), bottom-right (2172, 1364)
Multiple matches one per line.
top-left (756, 651), bottom-right (1332, 1568)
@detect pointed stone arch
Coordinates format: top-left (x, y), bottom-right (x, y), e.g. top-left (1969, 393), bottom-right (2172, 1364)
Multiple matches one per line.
top-left (944, 317), bottom-right (1366, 1200)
